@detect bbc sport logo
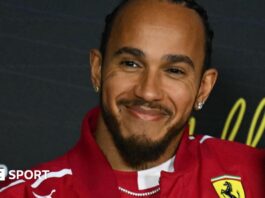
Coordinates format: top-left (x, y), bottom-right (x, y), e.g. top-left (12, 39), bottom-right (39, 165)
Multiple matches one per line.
top-left (0, 164), bottom-right (49, 181)
top-left (0, 164), bottom-right (8, 181)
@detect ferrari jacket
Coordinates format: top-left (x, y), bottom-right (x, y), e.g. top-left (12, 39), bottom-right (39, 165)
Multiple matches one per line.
top-left (0, 107), bottom-right (264, 197)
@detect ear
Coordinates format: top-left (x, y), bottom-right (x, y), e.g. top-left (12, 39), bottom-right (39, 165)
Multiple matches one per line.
top-left (195, 68), bottom-right (218, 110)
top-left (89, 49), bottom-right (102, 90)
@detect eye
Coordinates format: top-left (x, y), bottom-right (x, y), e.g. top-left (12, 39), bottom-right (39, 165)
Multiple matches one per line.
top-left (165, 67), bottom-right (185, 75)
top-left (120, 60), bottom-right (140, 68)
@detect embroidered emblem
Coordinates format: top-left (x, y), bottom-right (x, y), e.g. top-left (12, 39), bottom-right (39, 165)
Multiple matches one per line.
top-left (211, 175), bottom-right (245, 198)
top-left (32, 189), bottom-right (56, 198)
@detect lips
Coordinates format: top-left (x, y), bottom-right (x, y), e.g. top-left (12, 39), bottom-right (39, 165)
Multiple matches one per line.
top-left (125, 105), bottom-right (167, 121)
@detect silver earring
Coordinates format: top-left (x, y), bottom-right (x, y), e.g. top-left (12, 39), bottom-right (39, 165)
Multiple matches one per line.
top-left (197, 101), bottom-right (204, 110)
top-left (94, 86), bottom-right (99, 93)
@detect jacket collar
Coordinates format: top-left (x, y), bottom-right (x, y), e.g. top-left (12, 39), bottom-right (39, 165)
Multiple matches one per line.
top-left (69, 107), bottom-right (120, 197)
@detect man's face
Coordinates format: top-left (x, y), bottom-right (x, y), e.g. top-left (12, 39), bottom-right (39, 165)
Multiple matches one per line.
top-left (91, 0), bottom-right (216, 167)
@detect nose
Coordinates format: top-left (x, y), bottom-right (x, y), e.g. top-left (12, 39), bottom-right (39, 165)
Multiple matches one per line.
top-left (134, 69), bottom-right (163, 102)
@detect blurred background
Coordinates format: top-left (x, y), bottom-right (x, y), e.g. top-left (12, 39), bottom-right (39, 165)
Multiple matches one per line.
top-left (1, 0), bottom-right (264, 170)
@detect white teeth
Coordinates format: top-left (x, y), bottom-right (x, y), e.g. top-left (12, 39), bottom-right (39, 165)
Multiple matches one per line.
top-left (140, 105), bottom-right (153, 110)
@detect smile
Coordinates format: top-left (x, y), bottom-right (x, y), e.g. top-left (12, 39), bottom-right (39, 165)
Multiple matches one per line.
top-left (125, 105), bottom-right (167, 121)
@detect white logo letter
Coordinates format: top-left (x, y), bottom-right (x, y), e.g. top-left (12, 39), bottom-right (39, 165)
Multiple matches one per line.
top-left (0, 164), bottom-right (8, 181)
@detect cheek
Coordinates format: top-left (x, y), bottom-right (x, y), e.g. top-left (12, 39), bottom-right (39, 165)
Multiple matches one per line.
top-left (172, 88), bottom-right (194, 110)
top-left (166, 79), bottom-right (197, 119)
top-left (101, 70), bottom-right (135, 111)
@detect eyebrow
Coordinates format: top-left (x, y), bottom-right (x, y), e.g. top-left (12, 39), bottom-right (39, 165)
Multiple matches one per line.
top-left (114, 47), bottom-right (145, 58)
top-left (162, 54), bottom-right (194, 69)
top-left (113, 47), bottom-right (194, 69)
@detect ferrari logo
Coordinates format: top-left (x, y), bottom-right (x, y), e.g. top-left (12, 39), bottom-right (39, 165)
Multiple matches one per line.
top-left (211, 175), bottom-right (245, 198)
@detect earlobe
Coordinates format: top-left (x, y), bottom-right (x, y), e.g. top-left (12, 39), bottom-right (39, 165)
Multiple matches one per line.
top-left (89, 49), bottom-right (102, 92)
top-left (195, 68), bottom-right (218, 110)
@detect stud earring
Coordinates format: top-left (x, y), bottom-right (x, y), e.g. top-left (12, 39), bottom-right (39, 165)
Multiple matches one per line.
top-left (196, 101), bottom-right (204, 110)
top-left (94, 86), bottom-right (99, 93)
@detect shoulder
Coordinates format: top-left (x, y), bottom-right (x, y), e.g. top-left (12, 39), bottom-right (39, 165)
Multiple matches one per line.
top-left (191, 134), bottom-right (265, 159)
top-left (177, 134), bottom-right (265, 196)
top-left (0, 153), bottom-right (76, 197)
top-left (187, 134), bottom-right (265, 179)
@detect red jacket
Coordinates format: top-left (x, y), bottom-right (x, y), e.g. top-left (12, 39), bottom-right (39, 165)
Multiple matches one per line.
top-left (1, 108), bottom-right (264, 197)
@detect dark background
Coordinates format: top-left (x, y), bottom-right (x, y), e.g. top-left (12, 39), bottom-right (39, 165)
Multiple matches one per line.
top-left (1, 0), bottom-right (264, 170)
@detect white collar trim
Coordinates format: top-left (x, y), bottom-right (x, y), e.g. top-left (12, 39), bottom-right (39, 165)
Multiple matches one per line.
top-left (137, 156), bottom-right (175, 190)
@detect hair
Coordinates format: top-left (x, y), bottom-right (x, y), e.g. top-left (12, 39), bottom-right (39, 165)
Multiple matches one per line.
top-left (99, 0), bottom-right (214, 69)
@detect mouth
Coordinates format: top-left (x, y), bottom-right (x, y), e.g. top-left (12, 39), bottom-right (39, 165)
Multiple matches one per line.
top-left (125, 105), bottom-right (169, 121)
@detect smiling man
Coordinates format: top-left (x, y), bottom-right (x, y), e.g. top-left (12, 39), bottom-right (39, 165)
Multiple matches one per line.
top-left (90, 0), bottom-right (217, 171)
top-left (1, 0), bottom-right (264, 197)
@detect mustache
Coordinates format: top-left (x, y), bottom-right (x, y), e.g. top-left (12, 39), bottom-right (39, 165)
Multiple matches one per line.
top-left (117, 98), bottom-right (173, 116)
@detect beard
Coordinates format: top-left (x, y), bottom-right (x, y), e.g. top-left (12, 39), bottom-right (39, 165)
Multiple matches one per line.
top-left (101, 97), bottom-right (186, 170)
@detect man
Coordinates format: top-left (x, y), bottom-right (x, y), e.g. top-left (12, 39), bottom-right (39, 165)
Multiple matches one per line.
top-left (0, 0), bottom-right (264, 197)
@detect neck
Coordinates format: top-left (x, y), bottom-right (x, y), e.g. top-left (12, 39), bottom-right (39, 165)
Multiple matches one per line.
top-left (95, 114), bottom-right (183, 171)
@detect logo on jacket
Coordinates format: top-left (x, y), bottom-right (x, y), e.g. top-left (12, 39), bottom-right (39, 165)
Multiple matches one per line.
top-left (211, 175), bottom-right (245, 198)
top-left (33, 189), bottom-right (56, 198)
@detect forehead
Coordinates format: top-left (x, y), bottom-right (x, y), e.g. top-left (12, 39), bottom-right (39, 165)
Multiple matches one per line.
top-left (106, 0), bottom-right (205, 68)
